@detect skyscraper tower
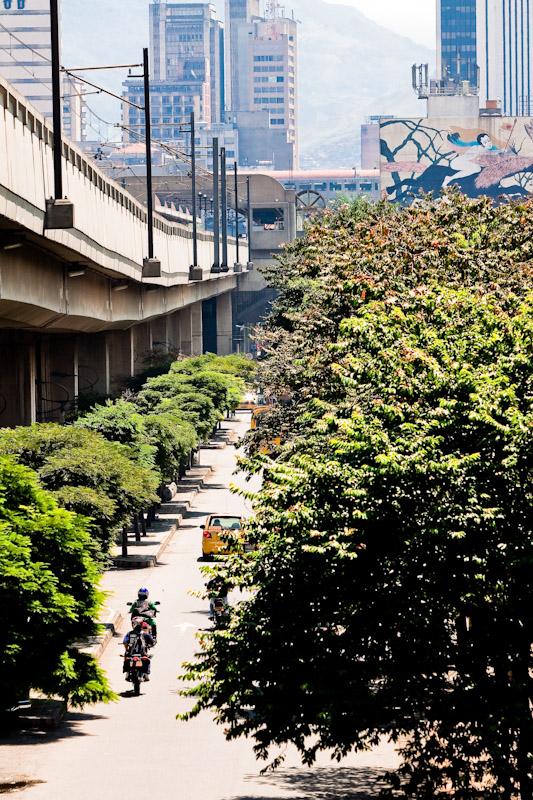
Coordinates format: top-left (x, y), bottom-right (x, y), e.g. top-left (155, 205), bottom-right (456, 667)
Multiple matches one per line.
top-left (436, 0), bottom-right (479, 91)
top-left (225, 0), bottom-right (260, 112)
top-left (477, 0), bottom-right (533, 116)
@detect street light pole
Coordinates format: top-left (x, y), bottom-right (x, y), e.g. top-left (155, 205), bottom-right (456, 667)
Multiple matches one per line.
top-left (212, 137), bottom-right (220, 272)
top-left (220, 147), bottom-right (228, 271)
top-left (141, 47), bottom-right (161, 277)
top-left (190, 110), bottom-right (198, 268)
top-left (247, 175), bottom-right (253, 268)
top-left (44, 0), bottom-right (74, 230)
top-left (50, 0), bottom-right (62, 200)
top-left (143, 48), bottom-right (154, 260)
top-left (234, 161), bottom-right (240, 268)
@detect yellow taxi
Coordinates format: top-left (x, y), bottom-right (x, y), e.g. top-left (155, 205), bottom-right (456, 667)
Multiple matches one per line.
top-left (202, 514), bottom-right (249, 559)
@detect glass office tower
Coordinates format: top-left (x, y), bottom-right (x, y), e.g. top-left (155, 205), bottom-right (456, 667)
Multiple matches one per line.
top-left (437, 0), bottom-right (479, 90)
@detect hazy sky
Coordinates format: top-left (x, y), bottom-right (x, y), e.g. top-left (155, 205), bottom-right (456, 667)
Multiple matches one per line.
top-left (322, 0), bottom-right (436, 47)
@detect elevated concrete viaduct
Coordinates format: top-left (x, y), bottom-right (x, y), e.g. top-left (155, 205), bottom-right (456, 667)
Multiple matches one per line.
top-left (0, 77), bottom-right (241, 426)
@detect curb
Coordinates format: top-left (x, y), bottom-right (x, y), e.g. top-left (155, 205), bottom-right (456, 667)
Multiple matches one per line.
top-left (111, 524), bottom-right (178, 569)
top-left (111, 465), bottom-right (213, 570)
top-left (77, 609), bottom-right (124, 660)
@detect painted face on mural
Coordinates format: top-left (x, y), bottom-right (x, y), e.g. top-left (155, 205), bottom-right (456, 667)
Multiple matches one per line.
top-left (477, 133), bottom-right (493, 149)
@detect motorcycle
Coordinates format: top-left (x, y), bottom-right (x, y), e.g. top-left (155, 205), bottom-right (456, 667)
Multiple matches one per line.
top-left (124, 651), bottom-right (152, 696)
top-left (212, 597), bottom-right (230, 629)
top-left (127, 600), bottom-right (160, 643)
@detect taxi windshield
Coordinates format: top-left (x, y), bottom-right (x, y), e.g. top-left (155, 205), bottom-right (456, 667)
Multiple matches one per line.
top-left (209, 517), bottom-right (241, 530)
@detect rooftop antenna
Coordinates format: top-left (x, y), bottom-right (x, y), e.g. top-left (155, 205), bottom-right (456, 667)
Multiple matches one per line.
top-left (265, 0), bottom-right (280, 18)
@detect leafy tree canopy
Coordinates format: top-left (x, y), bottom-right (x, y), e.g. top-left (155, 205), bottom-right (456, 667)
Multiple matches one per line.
top-left (0, 456), bottom-right (114, 707)
top-left (0, 425), bottom-right (158, 554)
top-left (181, 193), bottom-right (533, 798)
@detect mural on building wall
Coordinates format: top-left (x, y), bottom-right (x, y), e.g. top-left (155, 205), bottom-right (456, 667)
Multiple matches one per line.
top-left (380, 117), bottom-right (533, 203)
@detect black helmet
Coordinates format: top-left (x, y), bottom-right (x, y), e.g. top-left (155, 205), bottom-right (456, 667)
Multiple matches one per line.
top-left (138, 587), bottom-right (149, 600)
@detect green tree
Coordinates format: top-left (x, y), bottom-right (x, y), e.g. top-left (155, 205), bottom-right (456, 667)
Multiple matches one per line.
top-left (0, 457), bottom-right (115, 707)
top-left (143, 412), bottom-right (197, 483)
top-left (0, 425), bottom-right (158, 555)
top-left (181, 194), bottom-right (533, 798)
top-left (75, 399), bottom-right (157, 470)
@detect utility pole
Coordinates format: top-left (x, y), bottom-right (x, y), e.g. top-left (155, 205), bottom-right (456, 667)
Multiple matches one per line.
top-left (246, 175), bottom-right (253, 269)
top-left (45, 0), bottom-right (74, 229)
top-left (234, 161), bottom-right (241, 270)
top-left (212, 138), bottom-right (220, 272)
top-left (190, 111), bottom-right (198, 268)
top-left (143, 48), bottom-right (156, 268)
top-left (50, 0), bottom-right (62, 200)
top-left (220, 147), bottom-right (228, 271)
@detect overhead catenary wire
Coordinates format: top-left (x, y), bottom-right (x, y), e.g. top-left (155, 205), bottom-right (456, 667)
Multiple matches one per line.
top-left (0, 23), bottom-right (245, 207)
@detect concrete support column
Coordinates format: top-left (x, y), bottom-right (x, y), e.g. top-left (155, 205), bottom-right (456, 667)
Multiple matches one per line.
top-left (150, 317), bottom-right (168, 351)
top-left (47, 335), bottom-right (78, 422)
top-left (0, 333), bottom-right (36, 427)
top-left (167, 311), bottom-right (181, 354)
top-left (191, 302), bottom-right (203, 356)
top-left (107, 329), bottom-right (134, 395)
top-left (216, 292), bottom-right (233, 355)
top-left (78, 332), bottom-right (110, 399)
top-left (179, 306), bottom-right (193, 356)
top-left (132, 322), bottom-right (152, 376)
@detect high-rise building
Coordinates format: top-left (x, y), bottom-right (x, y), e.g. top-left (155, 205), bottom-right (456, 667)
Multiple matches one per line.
top-left (436, 0), bottom-right (479, 91)
top-left (477, 0), bottom-right (533, 116)
top-left (225, 0), bottom-right (260, 112)
top-left (148, 1), bottom-right (224, 124)
top-left (435, 1), bottom-right (533, 116)
top-left (0, 0), bottom-right (53, 118)
top-left (227, 10), bottom-right (298, 169)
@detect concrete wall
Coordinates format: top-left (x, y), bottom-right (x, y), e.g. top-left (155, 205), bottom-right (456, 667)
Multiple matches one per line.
top-left (380, 113), bottom-right (533, 203)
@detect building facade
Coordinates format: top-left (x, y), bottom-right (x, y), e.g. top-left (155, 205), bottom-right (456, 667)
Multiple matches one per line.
top-left (380, 101), bottom-right (533, 204)
top-left (147, 0), bottom-right (224, 126)
top-left (227, 13), bottom-right (298, 169)
top-left (0, 0), bottom-right (53, 118)
top-left (477, 0), bottom-right (533, 116)
top-left (224, 0), bottom-right (260, 113)
top-left (436, 1), bottom-right (533, 116)
top-left (436, 0), bottom-right (479, 91)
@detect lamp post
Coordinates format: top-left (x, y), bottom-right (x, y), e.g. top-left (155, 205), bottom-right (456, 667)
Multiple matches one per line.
top-left (190, 110), bottom-right (198, 270)
top-left (141, 47), bottom-right (161, 277)
top-left (212, 138), bottom-right (220, 272)
top-left (234, 161), bottom-right (242, 271)
top-left (246, 176), bottom-right (254, 270)
top-left (220, 147), bottom-right (228, 271)
top-left (45, 0), bottom-right (74, 229)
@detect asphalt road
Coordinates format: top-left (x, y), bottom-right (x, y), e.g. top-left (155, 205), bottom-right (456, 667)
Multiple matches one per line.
top-left (1, 413), bottom-right (400, 800)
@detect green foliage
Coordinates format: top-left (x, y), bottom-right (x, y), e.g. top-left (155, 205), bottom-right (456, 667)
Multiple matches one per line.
top-left (0, 425), bottom-right (158, 554)
top-left (75, 399), bottom-right (157, 471)
top-left (143, 412), bottom-right (197, 481)
top-left (181, 194), bottom-right (533, 798)
top-left (137, 355), bottom-right (247, 441)
top-left (0, 457), bottom-right (115, 706)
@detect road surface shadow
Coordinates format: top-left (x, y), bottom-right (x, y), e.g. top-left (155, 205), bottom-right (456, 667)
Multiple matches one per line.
top-left (228, 766), bottom-right (390, 800)
top-left (0, 712), bottom-right (108, 746)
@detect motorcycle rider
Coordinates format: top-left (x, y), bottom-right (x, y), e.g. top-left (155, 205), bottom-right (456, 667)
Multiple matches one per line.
top-left (207, 575), bottom-right (230, 619)
top-left (123, 618), bottom-right (154, 681)
top-left (128, 587), bottom-right (158, 640)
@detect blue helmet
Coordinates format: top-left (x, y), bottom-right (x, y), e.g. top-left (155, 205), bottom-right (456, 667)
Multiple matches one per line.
top-left (138, 588), bottom-right (149, 599)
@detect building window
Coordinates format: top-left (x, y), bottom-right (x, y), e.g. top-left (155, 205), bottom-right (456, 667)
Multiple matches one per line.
top-left (252, 207), bottom-right (285, 230)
